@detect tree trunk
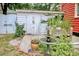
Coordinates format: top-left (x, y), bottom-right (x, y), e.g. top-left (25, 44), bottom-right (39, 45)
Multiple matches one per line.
top-left (3, 3), bottom-right (8, 15)
top-left (1, 3), bottom-right (8, 15)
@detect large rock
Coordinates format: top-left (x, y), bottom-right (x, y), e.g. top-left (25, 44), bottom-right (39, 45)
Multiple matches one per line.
top-left (19, 35), bottom-right (32, 53)
top-left (9, 38), bottom-right (21, 46)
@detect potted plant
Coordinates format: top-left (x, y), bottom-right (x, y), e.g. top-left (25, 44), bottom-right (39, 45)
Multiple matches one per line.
top-left (31, 39), bottom-right (39, 51)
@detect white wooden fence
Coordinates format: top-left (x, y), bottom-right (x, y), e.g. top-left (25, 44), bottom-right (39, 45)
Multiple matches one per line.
top-left (0, 10), bottom-right (63, 35)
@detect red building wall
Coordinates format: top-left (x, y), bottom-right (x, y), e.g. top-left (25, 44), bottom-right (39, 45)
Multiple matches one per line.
top-left (61, 3), bottom-right (79, 33)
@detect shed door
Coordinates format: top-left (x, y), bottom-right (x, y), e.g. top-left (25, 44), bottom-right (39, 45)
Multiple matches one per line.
top-left (40, 15), bottom-right (53, 35)
top-left (26, 13), bottom-right (53, 35)
top-left (26, 13), bottom-right (41, 35)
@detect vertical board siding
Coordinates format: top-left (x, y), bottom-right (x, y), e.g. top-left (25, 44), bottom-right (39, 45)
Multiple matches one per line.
top-left (17, 13), bottom-right (53, 35)
top-left (0, 12), bottom-right (53, 34)
top-left (7, 14), bottom-right (16, 34)
top-left (0, 14), bottom-right (16, 34)
top-left (72, 18), bottom-right (79, 32)
top-left (0, 15), bottom-right (6, 34)
top-left (16, 13), bottom-right (27, 34)
top-left (61, 3), bottom-right (79, 32)
top-left (61, 3), bottom-right (75, 20)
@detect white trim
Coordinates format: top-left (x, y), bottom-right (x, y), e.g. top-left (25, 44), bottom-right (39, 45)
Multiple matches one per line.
top-left (59, 3), bottom-right (62, 11)
top-left (7, 10), bottom-right (16, 14)
top-left (75, 4), bottom-right (79, 18)
top-left (0, 10), bottom-right (64, 14)
top-left (16, 10), bottom-right (64, 14)
top-left (72, 42), bottom-right (79, 45)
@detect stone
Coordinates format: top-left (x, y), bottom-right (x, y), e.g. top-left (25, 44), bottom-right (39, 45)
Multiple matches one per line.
top-left (9, 39), bottom-right (21, 47)
top-left (19, 35), bottom-right (32, 53)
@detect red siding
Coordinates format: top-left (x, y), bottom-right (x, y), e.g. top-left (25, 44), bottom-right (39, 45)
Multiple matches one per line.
top-left (61, 3), bottom-right (79, 33)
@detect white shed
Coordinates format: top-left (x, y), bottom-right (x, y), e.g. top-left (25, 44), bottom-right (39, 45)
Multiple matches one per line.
top-left (0, 10), bottom-right (63, 35)
top-left (16, 10), bottom-right (54, 35)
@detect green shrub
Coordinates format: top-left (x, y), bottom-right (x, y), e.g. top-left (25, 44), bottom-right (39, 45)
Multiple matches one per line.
top-left (14, 23), bottom-right (25, 38)
top-left (39, 14), bottom-right (75, 56)
top-left (38, 43), bottom-right (47, 53)
top-left (38, 35), bottom-right (74, 56)
top-left (61, 20), bottom-right (71, 32)
top-left (49, 35), bottom-right (74, 56)
top-left (48, 15), bottom-right (62, 27)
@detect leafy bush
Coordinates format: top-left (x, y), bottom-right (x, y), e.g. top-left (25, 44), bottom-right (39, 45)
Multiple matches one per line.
top-left (39, 14), bottom-right (75, 56)
top-left (38, 34), bottom-right (74, 56)
top-left (50, 44), bottom-right (73, 56)
top-left (14, 23), bottom-right (25, 38)
top-left (49, 35), bottom-right (74, 56)
top-left (38, 43), bottom-right (47, 53)
top-left (61, 20), bottom-right (71, 32)
top-left (39, 16), bottom-right (74, 55)
top-left (48, 15), bottom-right (62, 27)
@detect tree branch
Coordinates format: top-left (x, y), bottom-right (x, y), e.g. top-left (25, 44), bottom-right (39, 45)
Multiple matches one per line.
top-left (1, 3), bottom-right (4, 11)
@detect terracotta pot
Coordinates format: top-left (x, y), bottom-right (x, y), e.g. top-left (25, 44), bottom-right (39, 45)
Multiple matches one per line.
top-left (31, 43), bottom-right (39, 51)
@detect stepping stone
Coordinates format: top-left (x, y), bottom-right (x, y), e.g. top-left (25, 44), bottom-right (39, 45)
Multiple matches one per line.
top-left (19, 35), bottom-right (32, 53)
top-left (9, 38), bottom-right (21, 46)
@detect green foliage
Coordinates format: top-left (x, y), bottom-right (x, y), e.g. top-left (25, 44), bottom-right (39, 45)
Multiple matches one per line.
top-left (50, 44), bottom-right (73, 56)
top-left (14, 23), bottom-right (25, 38)
top-left (47, 15), bottom-right (71, 33)
top-left (38, 35), bottom-right (74, 56)
top-left (41, 14), bottom-right (62, 27)
top-left (49, 35), bottom-right (74, 56)
top-left (39, 15), bottom-right (75, 56)
top-left (52, 3), bottom-right (60, 11)
top-left (46, 15), bottom-right (73, 56)
top-left (61, 20), bottom-right (71, 32)
top-left (48, 15), bottom-right (62, 27)
top-left (38, 43), bottom-right (47, 53)
top-left (8, 3), bottom-right (60, 11)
